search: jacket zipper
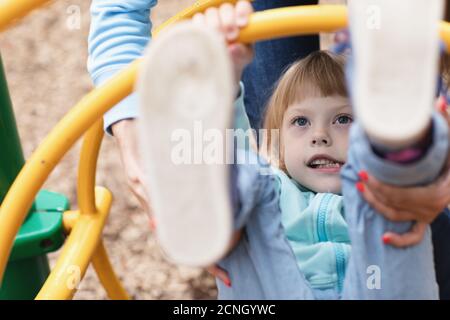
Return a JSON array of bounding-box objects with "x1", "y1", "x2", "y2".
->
[
  {"x1": 334, "y1": 243, "x2": 346, "y2": 292},
  {"x1": 317, "y1": 194, "x2": 346, "y2": 292},
  {"x1": 317, "y1": 194, "x2": 332, "y2": 242}
]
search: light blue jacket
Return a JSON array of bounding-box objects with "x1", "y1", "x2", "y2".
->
[
  {"x1": 88, "y1": 0, "x2": 157, "y2": 134},
  {"x1": 274, "y1": 169, "x2": 351, "y2": 292}
]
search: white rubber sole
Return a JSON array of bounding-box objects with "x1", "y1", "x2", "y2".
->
[
  {"x1": 349, "y1": 0, "x2": 444, "y2": 147},
  {"x1": 136, "y1": 22, "x2": 234, "y2": 267}
]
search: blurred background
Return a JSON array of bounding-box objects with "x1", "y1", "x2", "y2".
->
[{"x1": 0, "y1": 0, "x2": 343, "y2": 299}]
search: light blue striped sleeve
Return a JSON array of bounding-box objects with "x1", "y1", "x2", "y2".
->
[{"x1": 87, "y1": 0, "x2": 158, "y2": 134}]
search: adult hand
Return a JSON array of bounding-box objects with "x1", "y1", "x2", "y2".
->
[
  {"x1": 111, "y1": 119, "x2": 155, "y2": 229},
  {"x1": 356, "y1": 96, "x2": 450, "y2": 247}
]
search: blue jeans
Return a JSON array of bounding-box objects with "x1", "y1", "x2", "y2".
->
[
  {"x1": 218, "y1": 113, "x2": 448, "y2": 299},
  {"x1": 432, "y1": 209, "x2": 450, "y2": 299},
  {"x1": 242, "y1": 0, "x2": 320, "y2": 130}
]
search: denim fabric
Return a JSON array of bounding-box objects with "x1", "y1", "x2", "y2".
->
[
  {"x1": 218, "y1": 150, "x2": 315, "y2": 300},
  {"x1": 340, "y1": 113, "x2": 448, "y2": 299}
]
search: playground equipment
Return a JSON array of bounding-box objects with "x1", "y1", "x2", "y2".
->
[{"x1": 0, "y1": 0, "x2": 449, "y2": 300}]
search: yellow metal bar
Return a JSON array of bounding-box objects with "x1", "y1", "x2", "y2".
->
[
  {"x1": 76, "y1": 117, "x2": 130, "y2": 300},
  {"x1": 156, "y1": 3, "x2": 348, "y2": 41},
  {"x1": 154, "y1": 0, "x2": 254, "y2": 36},
  {"x1": 239, "y1": 5, "x2": 347, "y2": 42},
  {"x1": 36, "y1": 187, "x2": 112, "y2": 300},
  {"x1": 62, "y1": 210, "x2": 79, "y2": 233},
  {"x1": 62, "y1": 210, "x2": 129, "y2": 300},
  {"x1": 0, "y1": 0, "x2": 53, "y2": 32},
  {"x1": 78, "y1": 120, "x2": 104, "y2": 215},
  {"x1": 91, "y1": 240, "x2": 130, "y2": 300}
]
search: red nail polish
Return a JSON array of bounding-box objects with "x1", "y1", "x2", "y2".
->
[
  {"x1": 356, "y1": 182, "x2": 365, "y2": 193},
  {"x1": 358, "y1": 170, "x2": 369, "y2": 182},
  {"x1": 438, "y1": 96, "x2": 447, "y2": 112},
  {"x1": 382, "y1": 234, "x2": 391, "y2": 244},
  {"x1": 224, "y1": 279, "x2": 232, "y2": 288}
]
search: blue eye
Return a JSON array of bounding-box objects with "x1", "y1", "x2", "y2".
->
[
  {"x1": 293, "y1": 117, "x2": 309, "y2": 127},
  {"x1": 335, "y1": 115, "x2": 353, "y2": 125}
]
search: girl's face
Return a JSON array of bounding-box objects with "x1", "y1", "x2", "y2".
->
[{"x1": 281, "y1": 95, "x2": 353, "y2": 194}]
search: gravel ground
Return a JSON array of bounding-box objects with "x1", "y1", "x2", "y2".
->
[{"x1": 0, "y1": 0, "x2": 343, "y2": 300}]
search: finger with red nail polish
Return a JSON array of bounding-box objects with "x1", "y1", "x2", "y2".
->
[
  {"x1": 224, "y1": 279, "x2": 232, "y2": 287},
  {"x1": 358, "y1": 170, "x2": 369, "y2": 182},
  {"x1": 206, "y1": 265, "x2": 231, "y2": 287},
  {"x1": 356, "y1": 182, "x2": 365, "y2": 193}
]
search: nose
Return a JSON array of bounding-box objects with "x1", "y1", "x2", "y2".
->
[{"x1": 310, "y1": 131, "x2": 331, "y2": 147}]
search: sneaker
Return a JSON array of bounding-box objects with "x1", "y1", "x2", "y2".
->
[
  {"x1": 136, "y1": 22, "x2": 234, "y2": 267},
  {"x1": 348, "y1": 0, "x2": 444, "y2": 148}
]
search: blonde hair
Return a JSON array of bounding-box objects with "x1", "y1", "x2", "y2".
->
[{"x1": 261, "y1": 50, "x2": 348, "y2": 171}]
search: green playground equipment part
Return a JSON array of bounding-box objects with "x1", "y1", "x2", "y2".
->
[{"x1": 0, "y1": 53, "x2": 70, "y2": 300}]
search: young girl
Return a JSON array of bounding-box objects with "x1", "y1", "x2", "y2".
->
[{"x1": 137, "y1": 0, "x2": 449, "y2": 299}]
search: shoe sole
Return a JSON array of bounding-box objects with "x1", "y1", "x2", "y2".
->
[
  {"x1": 137, "y1": 22, "x2": 234, "y2": 267},
  {"x1": 349, "y1": 0, "x2": 444, "y2": 147}
]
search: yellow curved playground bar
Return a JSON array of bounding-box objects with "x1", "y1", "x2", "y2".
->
[
  {"x1": 34, "y1": 118, "x2": 129, "y2": 300},
  {"x1": 36, "y1": 187, "x2": 116, "y2": 300},
  {"x1": 1, "y1": 0, "x2": 450, "y2": 299}
]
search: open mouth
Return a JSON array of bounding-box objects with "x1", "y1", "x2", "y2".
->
[{"x1": 307, "y1": 155, "x2": 344, "y2": 170}]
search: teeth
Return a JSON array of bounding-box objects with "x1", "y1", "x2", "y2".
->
[
  {"x1": 316, "y1": 163, "x2": 340, "y2": 168},
  {"x1": 309, "y1": 158, "x2": 342, "y2": 169},
  {"x1": 310, "y1": 159, "x2": 335, "y2": 165}
]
